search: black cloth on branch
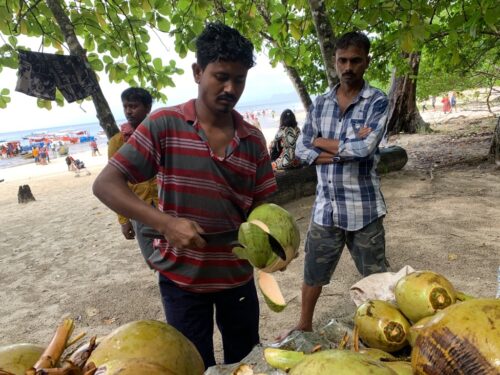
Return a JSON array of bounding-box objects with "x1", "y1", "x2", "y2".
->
[{"x1": 15, "y1": 50, "x2": 99, "y2": 103}]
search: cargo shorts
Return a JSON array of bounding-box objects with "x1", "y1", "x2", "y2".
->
[{"x1": 304, "y1": 217, "x2": 387, "y2": 286}]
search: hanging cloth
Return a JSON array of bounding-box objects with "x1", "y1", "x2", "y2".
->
[{"x1": 15, "y1": 50, "x2": 99, "y2": 103}]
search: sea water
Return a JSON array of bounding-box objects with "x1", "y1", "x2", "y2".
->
[{"x1": 0, "y1": 99, "x2": 304, "y2": 170}]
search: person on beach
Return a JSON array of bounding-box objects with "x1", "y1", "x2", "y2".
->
[
  {"x1": 277, "y1": 31, "x2": 388, "y2": 341},
  {"x1": 93, "y1": 23, "x2": 277, "y2": 369},
  {"x1": 107, "y1": 87, "x2": 157, "y2": 268},
  {"x1": 90, "y1": 139, "x2": 101, "y2": 156},
  {"x1": 269, "y1": 108, "x2": 302, "y2": 170},
  {"x1": 442, "y1": 95, "x2": 451, "y2": 114},
  {"x1": 65, "y1": 155, "x2": 90, "y2": 176},
  {"x1": 32, "y1": 146, "x2": 39, "y2": 164}
]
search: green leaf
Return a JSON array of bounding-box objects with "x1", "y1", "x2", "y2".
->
[
  {"x1": 157, "y1": 15, "x2": 170, "y2": 32},
  {"x1": 153, "y1": 57, "x2": 163, "y2": 70},
  {"x1": 1, "y1": 88, "x2": 9, "y2": 95},
  {"x1": 400, "y1": 31, "x2": 414, "y2": 53}
]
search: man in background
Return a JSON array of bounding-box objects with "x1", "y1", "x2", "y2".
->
[
  {"x1": 278, "y1": 31, "x2": 389, "y2": 340},
  {"x1": 107, "y1": 87, "x2": 157, "y2": 267}
]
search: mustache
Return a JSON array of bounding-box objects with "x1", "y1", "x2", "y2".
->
[{"x1": 217, "y1": 94, "x2": 237, "y2": 102}]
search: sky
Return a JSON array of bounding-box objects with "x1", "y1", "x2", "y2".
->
[{"x1": 0, "y1": 38, "x2": 298, "y2": 134}]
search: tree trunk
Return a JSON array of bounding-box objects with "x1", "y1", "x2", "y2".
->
[
  {"x1": 386, "y1": 52, "x2": 429, "y2": 135},
  {"x1": 46, "y1": 0, "x2": 119, "y2": 139},
  {"x1": 308, "y1": 0, "x2": 338, "y2": 89},
  {"x1": 256, "y1": 3, "x2": 313, "y2": 111},
  {"x1": 284, "y1": 65, "x2": 313, "y2": 110},
  {"x1": 490, "y1": 117, "x2": 500, "y2": 166}
]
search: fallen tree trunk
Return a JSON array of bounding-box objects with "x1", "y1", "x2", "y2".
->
[{"x1": 270, "y1": 146, "x2": 408, "y2": 205}]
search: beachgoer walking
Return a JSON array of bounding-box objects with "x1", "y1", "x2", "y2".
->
[
  {"x1": 450, "y1": 91, "x2": 457, "y2": 112},
  {"x1": 442, "y1": 96, "x2": 451, "y2": 114},
  {"x1": 93, "y1": 23, "x2": 277, "y2": 369},
  {"x1": 278, "y1": 31, "x2": 389, "y2": 341},
  {"x1": 107, "y1": 87, "x2": 158, "y2": 268},
  {"x1": 90, "y1": 139, "x2": 101, "y2": 156}
]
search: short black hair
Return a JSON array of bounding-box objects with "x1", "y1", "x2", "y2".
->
[
  {"x1": 280, "y1": 109, "x2": 298, "y2": 129},
  {"x1": 195, "y1": 22, "x2": 255, "y2": 70},
  {"x1": 121, "y1": 87, "x2": 153, "y2": 107},
  {"x1": 335, "y1": 31, "x2": 371, "y2": 55}
]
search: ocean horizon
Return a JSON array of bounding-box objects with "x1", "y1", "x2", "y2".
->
[{"x1": 0, "y1": 99, "x2": 304, "y2": 143}]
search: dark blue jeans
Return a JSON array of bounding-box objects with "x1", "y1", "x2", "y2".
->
[{"x1": 159, "y1": 275, "x2": 260, "y2": 369}]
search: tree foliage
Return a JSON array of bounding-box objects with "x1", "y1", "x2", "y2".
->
[
  {"x1": 0, "y1": 0, "x2": 498, "y2": 138},
  {"x1": 0, "y1": 0, "x2": 184, "y2": 110}
]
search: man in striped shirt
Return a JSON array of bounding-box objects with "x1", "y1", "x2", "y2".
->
[
  {"x1": 278, "y1": 31, "x2": 388, "y2": 340},
  {"x1": 93, "y1": 23, "x2": 277, "y2": 368}
]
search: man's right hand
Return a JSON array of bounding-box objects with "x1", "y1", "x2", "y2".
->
[
  {"x1": 157, "y1": 217, "x2": 206, "y2": 250},
  {"x1": 121, "y1": 221, "x2": 135, "y2": 240}
]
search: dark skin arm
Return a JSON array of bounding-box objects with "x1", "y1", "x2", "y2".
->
[
  {"x1": 93, "y1": 164, "x2": 206, "y2": 249},
  {"x1": 312, "y1": 126, "x2": 372, "y2": 164}
]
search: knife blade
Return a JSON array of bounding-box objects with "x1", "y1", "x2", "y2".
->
[{"x1": 142, "y1": 228, "x2": 286, "y2": 260}]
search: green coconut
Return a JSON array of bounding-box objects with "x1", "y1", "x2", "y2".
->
[
  {"x1": 87, "y1": 320, "x2": 204, "y2": 375},
  {"x1": 384, "y1": 361, "x2": 413, "y2": 375},
  {"x1": 358, "y1": 348, "x2": 396, "y2": 361},
  {"x1": 289, "y1": 349, "x2": 397, "y2": 374},
  {"x1": 95, "y1": 359, "x2": 176, "y2": 374},
  {"x1": 411, "y1": 298, "x2": 500, "y2": 374},
  {"x1": 233, "y1": 222, "x2": 275, "y2": 269},
  {"x1": 233, "y1": 203, "x2": 300, "y2": 273},
  {"x1": 0, "y1": 343, "x2": 45, "y2": 375},
  {"x1": 263, "y1": 347, "x2": 305, "y2": 371},
  {"x1": 407, "y1": 315, "x2": 434, "y2": 347},
  {"x1": 395, "y1": 271, "x2": 456, "y2": 323},
  {"x1": 355, "y1": 300, "x2": 411, "y2": 353}
]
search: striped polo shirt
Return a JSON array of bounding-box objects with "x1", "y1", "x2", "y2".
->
[{"x1": 110, "y1": 99, "x2": 277, "y2": 292}]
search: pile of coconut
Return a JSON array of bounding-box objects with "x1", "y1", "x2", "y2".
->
[
  {"x1": 1, "y1": 204, "x2": 499, "y2": 374},
  {"x1": 261, "y1": 271, "x2": 499, "y2": 375}
]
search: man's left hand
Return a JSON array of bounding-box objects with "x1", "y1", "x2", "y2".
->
[{"x1": 357, "y1": 126, "x2": 372, "y2": 139}]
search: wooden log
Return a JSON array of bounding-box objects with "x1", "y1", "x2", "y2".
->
[
  {"x1": 269, "y1": 146, "x2": 408, "y2": 205},
  {"x1": 17, "y1": 184, "x2": 36, "y2": 204},
  {"x1": 378, "y1": 145, "x2": 408, "y2": 174}
]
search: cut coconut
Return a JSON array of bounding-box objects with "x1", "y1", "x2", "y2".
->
[
  {"x1": 249, "y1": 219, "x2": 270, "y2": 233},
  {"x1": 233, "y1": 204, "x2": 300, "y2": 273},
  {"x1": 395, "y1": 270, "x2": 456, "y2": 323},
  {"x1": 354, "y1": 300, "x2": 410, "y2": 352},
  {"x1": 257, "y1": 271, "x2": 286, "y2": 312},
  {"x1": 264, "y1": 348, "x2": 305, "y2": 371}
]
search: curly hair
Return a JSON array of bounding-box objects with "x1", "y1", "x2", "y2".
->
[
  {"x1": 196, "y1": 22, "x2": 255, "y2": 69},
  {"x1": 335, "y1": 31, "x2": 371, "y2": 55},
  {"x1": 121, "y1": 87, "x2": 153, "y2": 107}
]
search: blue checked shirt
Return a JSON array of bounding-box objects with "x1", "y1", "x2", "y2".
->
[{"x1": 296, "y1": 82, "x2": 388, "y2": 231}]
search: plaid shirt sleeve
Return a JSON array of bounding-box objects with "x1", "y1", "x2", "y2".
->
[
  {"x1": 338, "y1": 93, "x2": 388, "y2": 161},
  {"x1": 296, "y1": 102, "x2": 322, "y2": 165}
]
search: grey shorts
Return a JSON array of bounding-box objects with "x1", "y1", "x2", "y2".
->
[{"x1": 304, "y1": 217, "x2": 387, "y2": 286}]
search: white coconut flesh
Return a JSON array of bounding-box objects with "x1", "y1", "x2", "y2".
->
[{"x1": 258, "y1": 271, "x2": 286, "y2": 306}]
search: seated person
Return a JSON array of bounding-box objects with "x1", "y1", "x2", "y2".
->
[
  {"x1": 269, "y1": 109, "x2": 302, "y2": 170},
  {"x1": 65, "y1": 155, "x2": 91, "y2": 176}
]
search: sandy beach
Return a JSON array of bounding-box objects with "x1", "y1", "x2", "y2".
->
[{"x1": 0, "y1": 103, "x2": 499, "y2": 366}]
